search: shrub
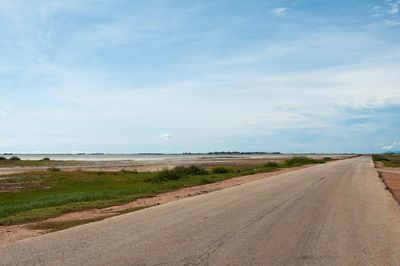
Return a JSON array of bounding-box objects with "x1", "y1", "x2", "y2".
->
[
  {"x1": 119, "y1": 169, "x2": 138, "y2": 174},
  {"x1": 0, "y1": 156, "x2": 7, "y2": 161},
  {"x1": 372, "y1": 154, "x2": 389, "y2": 162},
  {"x1": 41, "y1": 157, "x2": 51, "y2": 161},
  {"x1": 372, "y1": 154, "x2": 400, "y2": 167},
  {"x1": 212, "y1": 166, "x2": 231, "y2": 174},
  {"x1": 156, "y1": 165, "x2": 207, "y2": 181},
  {"x1": 201, "y1": 177, "x2": 214, "y2": 184},
  {"x1": 323, "y1": 157, "x2": 332, "y2": 161},
  {"x1": 186, "y1": 165, "x2": 208, "y2": 175},
  {"x1": 263, "y1": 162, "x2": 279, "y2": 168},
  {"x1": 8, "y1": 156, "x2": 21, "y2": 161},
  {"x1": 47, "y1": 167, "x2": 61, "y2": 172},
  {"x1": 283, "y1": 156, "x2": 322, "y2": 167}
]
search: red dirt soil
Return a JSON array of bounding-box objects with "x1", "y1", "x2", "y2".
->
[
  {"x1": 379, "y1": 171, "x2": 400, "y2": 203},
  {"x1": 375, "y1": 162, "x2": 400, "y2": 204}
]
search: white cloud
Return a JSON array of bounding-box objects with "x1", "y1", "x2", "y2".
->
[
  {"x1": 371, "y1": 1, "x2": 400, "y2": 26},
  {"x1": 380, "y1": 141, "x2": 400, "y2": 150},
  {"x1": 270, "y1": 7, "x2": 288, "y2": 16},
  {"x1": 160, "y1": 133, "x2": 173, "y2": 140},
  {"x1": 388, "y1": 2, "x2": 400, "y2": 14},
  {"x1": 384, "y1": 19, "x2": 400, "y2": 26},
  {"x1": 382, "y1": 145, "x2": 394, "y2": 150}
]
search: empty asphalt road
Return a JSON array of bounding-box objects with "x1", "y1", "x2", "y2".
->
[{"x1": 1, "y1": 156, "x2": 400, "y2": 265}]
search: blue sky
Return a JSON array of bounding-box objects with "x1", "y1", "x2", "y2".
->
[{"x1": 0, "y1": 0, "x2": 399, "y2": 153}]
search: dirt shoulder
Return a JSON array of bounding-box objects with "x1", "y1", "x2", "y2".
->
[
  {"x1": 375, "y1": 161, "x2": 400, "y2": 204},
  {"x1": 0, "y1": 163, "x2": 316, "y2": 246}
]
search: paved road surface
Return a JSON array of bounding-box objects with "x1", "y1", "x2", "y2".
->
[{"x1": 1, "y1": 156, "x2": 400, "y2": 265}]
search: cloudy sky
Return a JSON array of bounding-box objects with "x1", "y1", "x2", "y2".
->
[{"x1": 0, "y1": 0, "x2": 399, "y2": 153}]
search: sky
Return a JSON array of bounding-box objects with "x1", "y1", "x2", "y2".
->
[{"x1": 0, "y1": 0, "x2": 399, "y2": 154}]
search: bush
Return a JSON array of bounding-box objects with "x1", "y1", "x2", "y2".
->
[
  {"x1": 8, "y1": 156, "x2": 21, "y2": 161},
  {"x1": 156, "y1": 165, "x2": 207, "y2": 181},
  {"x1": 47, "y1": 167, "x2": 61, "y2": 172},
  {"x1": 372, "y1": 154, "x2": 389, "y2": 162},
  {"x1": 263, "y1": 162, "x2": 279, "y2": 168},
  {"x1": 283, "y1": 156, "x2": 322, "y2": 167},
  {"x1": 186, "y1": 165, "x2": 208, "y2": 175},
  {"x1": 0, "y1": 156, "x2": 7, "y2": 161},
  {"x1": 41, "y1": 157, "x2": 51, "y2": 161},
  {"x1": 323, "y1": 157, "x2": 332, "y2": 161},
  {"x1": 373, "y1": 154, "x2": 400, "y2": 167},
  {"x1": 212, "y1": 166, "x2": 231, "y2": 174},
  {"x1": 119, "y1": 169, "x2": 138, "y2": 174},
  {"x1": 201, "y1": 177, "x2": 214, "y2": 184}
]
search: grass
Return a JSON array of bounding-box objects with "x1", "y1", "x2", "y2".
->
[
  {"x1": 155, "y1": 165, "x2": 207, "y2": 181},
  {"x1": 280, "y1": 156, "x2": 331, "y2": 167},
  {"x1": 373, "y1": 154, "x2": 400, "y2": 167},
  {"x1": 0, "y1": 156, "x2": 333, "y2": 226}
]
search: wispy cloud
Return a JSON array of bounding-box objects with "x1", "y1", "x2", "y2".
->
[
  {"x1": 160, "y1": 133, "x2": 173, "y2": 140},
  {"x1": 379, "y1": 141, "x2": 400, "y2": 150},
  {"x1": 388, "y1": 1, "x2": 400, "y2": 14},
  {"x1": 372, "y1": 1, "x2": 400, "y2": 26},
  {"x1": 270, "y1": 7, "x2": 288, "y2": 16},
  {"x1": 384, "y1": 19, "x2": 400, "y2": 26}
]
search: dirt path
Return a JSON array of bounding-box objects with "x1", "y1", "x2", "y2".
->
[{"x1": 0, "y1": 164, "x2": 315, "y2": 246}]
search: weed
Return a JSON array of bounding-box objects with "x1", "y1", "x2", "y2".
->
[
  {"x1": 212, "y1": 166, "x2": 232, "y2": 174},
  {"x1": 263, "y1": 162, "x2": 279, "y2": 168},
  {"x1": 155, "y1": 165, "x2": 207, "y2": 181},
  {"x1": 119, "y1": 169, "x2": 138, "y2": 174},
  {"x1": 282, "y1": 156, "x2": 322, "y2": 167},
  {"x1": 373, "y1": 154, "x2": 400, "y2": 167}
]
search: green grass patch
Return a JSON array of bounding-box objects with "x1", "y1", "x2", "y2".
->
[
  {"x1": 155, "y1": 165, "x2": 207, "y2": 181},
  {"x1": 0, "y1": 157, "x2": 332, "y2": 225},
  {"x1": 211, "y1": 166, "x2": 233, "y2": 174},
  {"x1": 373, "y1": 154, "x2": 400, "y2": 167},
  {"x1": 281, "y1": 156, "x2": 327, "y2": 167}
]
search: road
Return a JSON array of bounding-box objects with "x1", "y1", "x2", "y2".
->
[{"x1": 1, "y1": 156, "x2": 400, "y2": 265}]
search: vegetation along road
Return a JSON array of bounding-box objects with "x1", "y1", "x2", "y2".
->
[{"x1": 1, "y1": 156, "x2": 400, "y2": 265}]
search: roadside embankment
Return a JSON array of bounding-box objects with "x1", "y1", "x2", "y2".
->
[{"x1": 373, "y1": 154, "x2": 400, "y2": 204}]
